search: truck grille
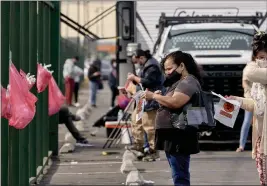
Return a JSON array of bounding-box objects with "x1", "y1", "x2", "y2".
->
[{"x1": 201, "y1": 64, "x2": 245, "y2": 99}]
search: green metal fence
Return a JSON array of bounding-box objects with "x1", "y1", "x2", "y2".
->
[{"x1": 1, "y1": 1, "x2": 60, "y2": 186}]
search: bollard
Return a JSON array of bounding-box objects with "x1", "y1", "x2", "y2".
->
[
  {"x1": 74, "y1": 121, "x2": 86, "y2": 132},
  {"x1": 123, "y1": 150, "x2": 138, "y2": 162},
  {"x1": 120, "y1": 159, "x2": 137, "y2": 174},
  {"x1": 125, "y1": 171, "x2": 145, "y2": 185},
  {"x1": 59, "y1": 143, "x2": 75, "y2": 153}
]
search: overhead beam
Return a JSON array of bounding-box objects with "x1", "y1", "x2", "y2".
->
[{"x1": 60, "y1": 13, "x2": 100, "y2": 40}]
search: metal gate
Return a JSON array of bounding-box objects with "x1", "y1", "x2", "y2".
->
[{"x1": 1, "y1": 1, "x2": 60, "y2": 186}]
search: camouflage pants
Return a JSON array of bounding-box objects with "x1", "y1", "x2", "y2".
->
[{"x1": 131, "y1": 108, "x2": 157, "y2": 150}]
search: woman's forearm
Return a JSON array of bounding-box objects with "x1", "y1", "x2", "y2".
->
[
  {"x1": 153, "y1": 94, "x2": 176, "y2": 109},
  {"x1": 235, "y1": 96, "x2": 255, "y2": 112}
]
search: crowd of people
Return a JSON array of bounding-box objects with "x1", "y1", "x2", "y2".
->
[{"x1": 60, "y1": 31, "x2": 267, "y2": 186}]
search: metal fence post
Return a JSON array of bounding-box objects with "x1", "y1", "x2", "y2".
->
[
  {"x1": 29, "y1": 1, "x2": 37, "y2": 179},
  {"x1": 19, "y1": 2, "x2": 30, "y2": 185},
  {"x1": 37, "y1": 1, "x2": 44, "y2": 166},
  {"x1": 42, "y1": 4, "x2": 49, "y2": 159},
  {"x1": 49, "y1": 1, "x2": 60, "y2": 156},
  {"x1": 1, "y1": 2, "x2": 10, "y2": 186},
  {"x1": 9, "y1": 2, "x2": 21, "y2": 186}
]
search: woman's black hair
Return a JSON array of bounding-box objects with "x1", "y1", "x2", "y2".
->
[
  {"x1": 135, "y1": 49, "x2": 152, "y2": 59},
  {"x1": 74, "y1": 56, "x2": 79, "y2": 61},
  {"x1": 252, "y1": 31, "x2": 267, "y2": 57},
  {"x1": 160, "y1": 50, "x2": 203, "y2": 84},
  {"x1": 110, "y1": 58, "x2": 116, "y2": 65}
]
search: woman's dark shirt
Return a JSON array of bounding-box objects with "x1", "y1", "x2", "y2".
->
[
  {"x1": 88, "y1": 65, "x2": 101, "y2": 82},
  {"x1": 155, "y1": 75, "x2": 200, "y2": 155}
]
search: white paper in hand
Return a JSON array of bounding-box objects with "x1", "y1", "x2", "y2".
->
[
  {"x1": 136, "y1": 98, "x2": 145, "y2": 122},
  {"x1": 211, "y1": 92, "x2": 241, "y2": 128}
]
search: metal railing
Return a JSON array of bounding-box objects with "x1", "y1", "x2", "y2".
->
[{"x1": 1, "y1": 1, "x2": 60, "y2": 186}]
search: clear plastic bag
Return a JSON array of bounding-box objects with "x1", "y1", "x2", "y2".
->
[
  {"x1": 8, "y1": 63, "x2": 37, "y2": 129},
  {"x1": 48, "y1": 76, "x2": 65, "y2": 116}
]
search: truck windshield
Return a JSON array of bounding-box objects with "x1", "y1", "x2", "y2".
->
[{"x1": 164, "y1": 29, "x2": 254, "y2": 53}]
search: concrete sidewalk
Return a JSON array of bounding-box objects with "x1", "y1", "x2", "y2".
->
[{"x1": 40, "y1": 82, "x2": 260, "y2": 185}]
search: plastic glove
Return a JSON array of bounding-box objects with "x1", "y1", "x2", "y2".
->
[
  {"x1": 41, "y1": 63, "x2": 54, "y2": 74},
  {"x1": 6, "y1": 84, "x2": 10, "y2": 98},
  {"x1": 26, "y1": 73, "x2": 36, "y2": 85}
]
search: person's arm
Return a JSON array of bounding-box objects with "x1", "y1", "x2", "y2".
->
[
  {"x1": 76, "y1": 66, "x2": 84, "y2": 75},
  {"x1": 245, "y1": 62, "x2": 267, "y2": 84},
  {"x1": 153, "y1": 92, "x2": 190, "y2": 109},
  {"x1": 153, "y1": 77, "x2": 196, "y2": 109},
  {"x1": 63, "y1": 60, "x2": 72, "y2": 78},
  {"x1": 234, "y1": 96, "x2": 255, "y2": 112},
  {"x1": 139, "y1": 66, "x2": 160, "y2": 88}
]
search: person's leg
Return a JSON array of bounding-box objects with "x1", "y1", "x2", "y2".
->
[
  {"x1": 255, "y1": 138, "x2": 267, "y2": 185},
  {"x1": 68, "y1": 78, "x2": 75, "y2": 105},
  {"x1": 65, "y1": 117, "x2": 86, "y2": 141},
  {"x1": 92, "y1": 81, "x2": 98, "y2": 106},
  {"x1": 59, "y1": 107, "x2": 86, "y2": 142},
  {"x1": 237, "y1": 111, "x2": 253, "y2": 151},
  {"x1": 111, "y1": 87, "x2": 117, "y2": 108},
  {"x1": 90, "y1": 81, "x2": 97, "y2": 106},
  {"x1": 143, "y1": 132, "x2": 150, "y2": 152},
  {"x1": 142, "y1": 110, "x2": 156, "y2": 150},
  {"x1": 128, "y1": 108, "x2": 145, "y2": 153},
  {"x1": 142, "y1": 110, "x2": 158, "y2": 161},
  {"x1": 165, "y1": 152, "x2": 190, "y2": 186},
  {"x1": 65, "y1": 78, "x2": 71, "y2": 105},
  {"x1": 74, "y1": 82, "x2": 79, "y2": 104}
]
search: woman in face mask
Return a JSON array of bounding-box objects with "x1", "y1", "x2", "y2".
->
[
  {"x1": 143, "y1": 51, "x2": 203, "y2": 186},
  {"x1": 108, "y1": 59, "x2": 119, "y2": 109},
  {"x1": 226, "y1": 32, "x2": 267, "y2": 185}
]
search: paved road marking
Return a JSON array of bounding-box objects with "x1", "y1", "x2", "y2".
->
[
  {"x1": 57, "y1": 160, "x2": 254, "y2": 166},
  {"x1": 55, "y1": 169, "x2": 256, "y2": 175},
  {"x1": 57, "y1": 161, "x2": 122, "y2": 166}
]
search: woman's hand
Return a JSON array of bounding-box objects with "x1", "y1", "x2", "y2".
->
[
  {"x1": 93, "y1": 71, "x2": 100, "y2": 76},
  {"x1": 127, "y1": 73, "x2": 136, "y2": 81},
  {"x1": 142, "y1": 89, "x2": 162, "y2": 101},
  {"x1": 141, "y1": 90, "x2": 154, "y2": 101},
  {"x1": 154, "y1": 90, "x2": 162, "y2": 95}
]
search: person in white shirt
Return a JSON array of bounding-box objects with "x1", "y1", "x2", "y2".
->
[
  {"x1": 63, "y1": 56, "x2": 79, "y2": 106},
  {"x1": 73, "y1": 65, "x2": 84, "y2": 107}
]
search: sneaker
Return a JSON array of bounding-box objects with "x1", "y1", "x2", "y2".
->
[
  {"x1": 236, "y1": 147, "x2": 244, "y2": 152},
  {"x1": 92, "y1": 104, "x2": 97, "y2": 108},
  {"x1": 142, "y1": 150, "x2": 160, "y2": 162},
  {"x1": 76, "y1": 139, "x2": 94, "y2": 147},
  {"x1": 126, "y1": 144, "x2": 145, "y2": 159},
  {"x1": 74, "y1": 102, "x2": 80, "y2": 107}
]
